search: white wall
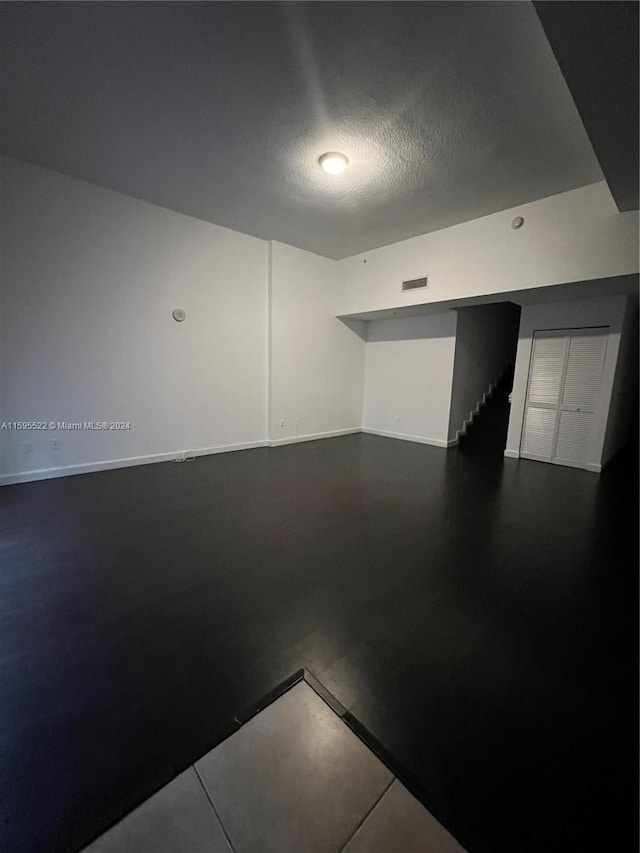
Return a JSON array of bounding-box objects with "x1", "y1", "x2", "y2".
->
[
  {"x1": 448, "y1": 302, "x2": 520, "y2": 440},
  {"x1": 362, "y1": 313, "x2": 458, "y2": 447},
  {"x1": 601, "y1": 297, "x2": 639, "y2": 466},
  {"x1": 2, "y1": 157, "x2": 635, "y2": 484},
  {"x1": 0, "y1": 157, "x2": 269, "y2": 483},
  {"x1": 269, "y1": 241, "x2": 365, "y2": 444},
  {"x1": 505, "y1": 294, "x2": 628, "y2": 471},
  {"x1": 337, "y1": 182, "x2": 639, "y2": 316}
]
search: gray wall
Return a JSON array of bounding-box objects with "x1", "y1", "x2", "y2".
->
[
  {"x1": 448, "y1": 303, "x2": 520, "y2": 440},
  {"x1": 602, "y1": 297, "x2": 639, "y2": 466}
]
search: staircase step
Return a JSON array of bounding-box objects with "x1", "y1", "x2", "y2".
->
[{"x1": 458, "y1": 369, "x2": 514, "y2": 454}]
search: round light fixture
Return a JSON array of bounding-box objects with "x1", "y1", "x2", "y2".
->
[{"x1": 319, "y1": 152, "x2": 348, "y2": 175}]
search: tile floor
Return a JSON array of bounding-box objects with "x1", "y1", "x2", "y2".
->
[{"x1": 82, "y1": 680, "x2": 466, "y2": 853}]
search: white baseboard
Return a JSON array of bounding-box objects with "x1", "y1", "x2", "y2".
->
[
  {"x1": 0, "y1": 439, "x2": 269, "y2": 486},
  {"x1": 505, "y1": 451, "x2": 601, "y2": 473},
  {"x1": 3, "y1": 422, "x2": 523, "y2": 487},
  {"x1": 269, "y1": 428, "x2": 361, "y2": 447},
  {"x1": 361, "y1": 427, "x2": 451, "y2": 448}
]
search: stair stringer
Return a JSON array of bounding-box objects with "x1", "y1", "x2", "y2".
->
[{"x1": 450, "y1": 365, "x2": 513, "y2": 446}]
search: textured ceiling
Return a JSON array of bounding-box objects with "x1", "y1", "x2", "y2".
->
[{"x1": 0, "y1": 2, "x2": 603, "y2": 259}]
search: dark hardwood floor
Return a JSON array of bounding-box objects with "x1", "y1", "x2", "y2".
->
[{"x1": 1, "y1": 434, "x2": 638, "y2": 853}]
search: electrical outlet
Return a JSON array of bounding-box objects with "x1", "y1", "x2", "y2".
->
[
  {"x1": 51, "y1": 439, "x2": 60, "y2": 451},
  {"x1": 295, "y1": 418, "x2": 300, "y2": 436},
  {"x1": 279, "y1": 419, "x2": 285, "y2": 428}
]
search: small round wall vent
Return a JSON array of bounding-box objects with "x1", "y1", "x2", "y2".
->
[
  {"x1": 172, "y1": 308, "x2": 186, "y2": 322},
  {"x1": 511, "y1": 216, "x2": 525, "y2": 230}
]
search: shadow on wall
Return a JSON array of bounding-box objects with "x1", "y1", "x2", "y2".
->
[
  {"x1": 448, "y1": 302, "x2": 521, "y2": 442},
  {"x1": 338, "y1": 317, "x2": 368, "y2": 340},
  {"x1": 364, "y1": 312, "x2": 457, "y2": 343}
]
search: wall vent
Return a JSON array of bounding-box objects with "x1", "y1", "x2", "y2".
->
[{"x1": 401, "y1": 276, "x2": 428, "y2": 291}]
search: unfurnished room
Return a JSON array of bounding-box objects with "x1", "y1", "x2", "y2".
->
[{"x1": 1, "y1": 2, "x2": 638, "y2": 852}]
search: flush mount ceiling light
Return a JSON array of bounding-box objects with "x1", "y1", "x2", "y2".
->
[{"x1": 319, "y1": 152, "x2": 348, "y2": 175}]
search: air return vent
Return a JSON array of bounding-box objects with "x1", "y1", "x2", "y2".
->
[{"x1": 401, "y1": 276, "x2": 428, "y2": 291}]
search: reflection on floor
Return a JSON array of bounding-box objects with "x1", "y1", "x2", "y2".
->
[
  {"x1": 82, "y1": 680, "x2": 465, "y2": 853},
  {"x1": 3, "y1": 434, "x2": 638, "y2": 853}
]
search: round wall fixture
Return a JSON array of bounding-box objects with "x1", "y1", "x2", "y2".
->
[
  {"x1": 511, "y1": 216, "x2": 525, "y2": 229},
  {"x1": 319, "y1": 152, "x2": 348, "y2": 175},
  {"x1": 172, "y1": 308, "x2": 186, "y2": 322}
]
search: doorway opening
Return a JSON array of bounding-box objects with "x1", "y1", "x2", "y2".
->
[{"x1": 448, "y1": 302, "x2": 521, "y2": 455}]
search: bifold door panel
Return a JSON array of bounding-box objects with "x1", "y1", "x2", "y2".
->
[
  {"x1": 521, "y1": 407, "x2": 557, "y2": 459},
  {"x1": 521, "y1": 327, "x2": 608, "y2": 469},
  {"x1": 554, "y1": 409, "x2": 594, "y2": 465}
]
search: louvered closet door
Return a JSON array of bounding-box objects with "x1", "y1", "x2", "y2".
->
[
  {"x1": 520, "y1": 331, "x2": 568, "y2": 461},
  {"x1": 520, "y1": 327, "x2": 608, "y2": 469},
  {"x1": 553, "y1": 329, "x2": 608, "y2": 467}
]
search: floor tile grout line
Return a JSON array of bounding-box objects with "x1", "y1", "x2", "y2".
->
[
  {"x1": 193, "y1": 763, "x2": 237, "y2": 853},
  {"x1": 337, "y1": 776, "x2": 396, "y2": 853}
]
